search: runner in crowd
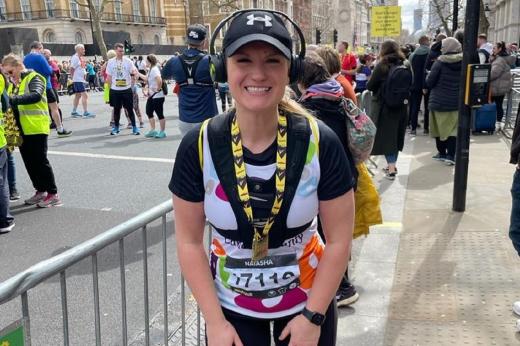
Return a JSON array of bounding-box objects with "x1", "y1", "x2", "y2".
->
[
  {"x1": 23, "y1": 42, "x2": 72, "y2": 137},
  {"x1": 3, "y1": 54, "x2": 62, "y2": 208},
  {"x1": 140, "y1": 54, "x2": 166, "y2": 138},
  {"x1": 171, "y1": 10, "x2": 355, "y2": 345},
  {"x1": 70, "y1": 44, "x2": 94, "y2": 118},
  {"x1": 105, "y1": 42, "x2": 140, "y2": 135},
  {"x1": 162, "y1": 24, "x2": 218, "y2": 136}
]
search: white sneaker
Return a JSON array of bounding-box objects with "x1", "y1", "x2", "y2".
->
[{"x1": 513, "y1": 301, "x2": 520, "y2": 316}]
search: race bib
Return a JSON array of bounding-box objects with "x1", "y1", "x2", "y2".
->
[
  {"x1": 225, "y1": 253, "x2": 300, "y2": 299},
  {"x1": 115, "y1": 79, "x2": 128, "y2": 87}
]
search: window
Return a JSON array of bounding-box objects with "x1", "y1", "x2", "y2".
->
[
  {"x1": 43, "y1": 29, "x2": 57, "y2": 43},
  {"x1": 20, "y1": 0, "x2": 32, "y2": 20},
  {"x1": 114, "y1": 0, "x2": 122, "y2": 21},
  {"x1": 75, "y1": 30, "x2": 84, "y2": 44},
  {"x1": 149, "y1": 0, "x2": 157, "y2": 18},
  {"x1": 219, "y1": 22, "x2": 229, "y2": 39},
  {"x1": 137, "y1": 33, "x2": 144, "y2": 44},
  {"x1": 70, "y1": 0, "x2": 79, "y2": 18},
  {"x1": 154, "y1": 34, "x2": 160, "y2": 45},
  {"x1": 44, "y1": 0, "x2": 55, "y2": 17},
  {"x1": 132, "y1": 0, "x2": 141, "y2": 17},
  {"x1": 0, "y1": 0, "x2": 6, "y2": 21}
]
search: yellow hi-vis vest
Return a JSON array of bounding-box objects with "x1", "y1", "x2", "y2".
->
[
  {"x1": 8, "y1": 71, "x2": 49, "y2": 135},
  {"x1": 0, "y1": 75, "x2": 7, "y2": 148}
]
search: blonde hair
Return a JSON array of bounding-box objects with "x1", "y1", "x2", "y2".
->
[
  {"x1": 315, "y1": 46, "x2": 341, "y2": 75},
  {"x1": 2, "y1": 54, "x2": 23, "y2": 67},
  {"x1": 106, "y1": 50, "x2": 116, "y2": 59}
]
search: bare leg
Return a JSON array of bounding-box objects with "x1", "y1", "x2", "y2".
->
[
  {"x1": 81, "y1": 92, "x2": 88, "y2": 113},
  {"x1": 48, "y1": 102, "x2": 63, "y2": 129}
]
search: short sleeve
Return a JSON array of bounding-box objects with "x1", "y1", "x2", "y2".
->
[
  {"x1": 169, "y1": 125, "x2": 205, "y2": 202},
  {"x1": 71, "y1": 56, "x2": 80, "y2": 69},
  {"x1": 105, "y1": 60, "x2": 113, "y2": 77},
  {"x1": 317, "y1": 121, "x2": 355, "y2": 201}
]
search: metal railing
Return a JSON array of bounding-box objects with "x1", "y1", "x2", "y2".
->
[
  {"x1": 0, "y1": 9, "x2": 166, "y2": 25},
  {"x1": 0, "y1": 200, "x2": 203, "y2": 345},
  {"x1": 502, "y1": 70, "x2": 520, "y2": 139}
]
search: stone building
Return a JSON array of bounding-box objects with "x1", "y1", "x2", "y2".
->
[
  {"x1": 491, "y1": 0, "x2": 519, "y2": 44},
  {"x1": 0, "y1": 0, "x2": 170, "y2": 56}
]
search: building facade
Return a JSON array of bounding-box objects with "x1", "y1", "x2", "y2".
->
[
  {"x1": 0, "y1": 0, "x2": 168, "y2": 56},
  {"x1": 414, "y1": 8, "x2": 423, "y2": 33},
  {"x1": 492, "y1": 0, "x2": 519, "y2": 44}
]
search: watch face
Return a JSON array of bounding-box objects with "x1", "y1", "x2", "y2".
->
[{"x1": 312, "y1": 313, "x2": 325, "y2": 325}]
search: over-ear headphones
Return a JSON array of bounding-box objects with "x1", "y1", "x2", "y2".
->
[{"x1": 209, "y1": 9, "x2": 306, "y2": 84}]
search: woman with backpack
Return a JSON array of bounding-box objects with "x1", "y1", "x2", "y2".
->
[
  {"x1": 170, "y1": 9, "x2": 355, "y2": 345},
  {"x1": 425, "y1": 37, "x2": 463, "y2": 166},
  {"x1": 490, "y1": 41, "x2": 516, "y2": 124},
  {"x1": 367, "y1": 39, "x2": 411, "y2": 180}
]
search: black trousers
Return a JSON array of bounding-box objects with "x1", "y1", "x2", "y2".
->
[
  {"x1": 19, "y1": 134, "x2": 57, "y2": 194},
  {"x1": 110, "y1": 88, "x2": 135, "y2": 127},
  {"x1": 423, "y1": 91, "x2": 430, "y2": 131},
  {"x1": 408, "y1": 89, "x2": 423, "y2": 130},
  {"x1": 491, "y1": 95, "x2": 505, "y2": 122},
  {"x1": 435, "y1": 136, "x2": 456, "y2": 157},
  {"x1": 217, "y1": 302, "x2": 337, "y2": 346}
]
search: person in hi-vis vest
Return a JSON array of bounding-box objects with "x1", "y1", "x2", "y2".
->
[
  {"x1": 3, "y1": 54, "x2": 62, "y2": 208},
  {"x1": 0, "y1": 63, "x2": 14, "y2": 232}
]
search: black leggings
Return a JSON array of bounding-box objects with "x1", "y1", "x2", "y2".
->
[
  {"x1": 491, "y1": 95, "x2": 505, "y2": 122},
  {"x1": 435, "y1": 136, "x2": 456, "y2": 157},
  {"x1": 215, "y1": 302, "x2": 337, "y2": 346},
  {"x1": 110, "y1": 88, "x2": 135, "y2": 127},
  {"x1": 145, "y1": 97, "x2": 165, "y2": 120}
]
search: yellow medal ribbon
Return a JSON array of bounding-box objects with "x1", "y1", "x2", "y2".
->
[{"x1": 231, "y1": 112, "x2": 287, "y2": 260}]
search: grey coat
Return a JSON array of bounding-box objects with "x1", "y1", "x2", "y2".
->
[{"x1": 490, "y1": 55, "x2": 516, "y2": 96}]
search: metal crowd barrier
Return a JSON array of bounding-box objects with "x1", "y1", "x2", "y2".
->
[
  {"x1": 503, "y1": 70, "x2": 520, "y2": 139},
  {"x1": 0, "y1": 200, "x2": 204, "y2": 346}
]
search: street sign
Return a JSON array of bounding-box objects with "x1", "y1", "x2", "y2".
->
[
  {"x1": 0, "y1": 319, "x2": 29, "y2": 346},
  {"x1": 371, "y1": 6, "x2": 401, "y2": 37}
]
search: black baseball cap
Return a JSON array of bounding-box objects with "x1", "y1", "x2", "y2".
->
[
  {"x1": 223, "y1": 10, "x2": 292, "y2": 59},
  {"x1": 186, "y1": 24, "x2": 207, "y2": 45}
]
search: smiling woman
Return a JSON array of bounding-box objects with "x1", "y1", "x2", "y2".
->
[{"x1": 170, "y1": 9, "x2": 356, "y2": 346}]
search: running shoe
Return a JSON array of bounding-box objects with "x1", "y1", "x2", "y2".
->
[
  {"x1": 110, "y1": 126, "x2": 120, "y2": 135},
  {"x1": 384, "y1": 171, "x2": 397, "y2": 180},
  {"x1": 9, "y1": 189, "x2": 20, "y2": 201},
  {"x1": 71, "y1": 111, "x2": 81, "y2": 118},
  {"x1": 155, "y1": 131, "x2": 166, "y2": 139},
  {"x1": 432, "y1": 153, "x2": 447, "y2": 161},
  {"x1": 132, "y1": 126, "x2": 140, "y2": 135},
  {"x1": 83, "y1": 112, "x2": 95, "y2": 118},
  {"x1": 57, "y1": 129, "x2": 72, "y2": 137},
  {"x1": 37, "y1": 193, "x2": 63, "y2": 208},
  {"x1": 444, "y1": 156, "x2": 455, "y2": 166},
  {"x1": 145, "y1": 130, "x2": 158, "y2": 138},
  {"x1": 24, "y1": 191, "x2": 46, "y2": 205},
  {"x1": 336, "y1": 281, "x2": 359, "y2": 307},
  {"x1": 0, "y1": 221, "x2": 15, "y2": 233}
]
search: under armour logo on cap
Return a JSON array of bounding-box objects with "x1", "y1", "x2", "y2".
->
[
  {"x1": 246, "y1": 14, "x2": 272, "y2": 27},
  {"x1": 188, "y1": 31, "x2": 199, "y2": 39}
]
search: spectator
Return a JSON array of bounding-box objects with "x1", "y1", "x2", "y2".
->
[
  {"x1": 70, "y1": 44, "x2": 94, "y2": 117},
  {"x1": 0, "y1": 64, "x2": 14, "y2": 232},
  {"x1": 354, "y1": 54, "x2": 372, "y2": 94},
  {"x1": 315, "y1": 46, "x2": 357, "y2": 104},
  {"x1": 162, "y1": 24, "x2": 218, "y2": 136},
  {"x1": 477, "y1": 33, "x2": 493, "y2": 64},
  {"x1": 490, "y1": 41, "x2": 516, "y2": 124},
  {"x1": 426, "y1": 37, "x2": 463, "y2": 166},
  {"x1": 510, "y1": 101, "x2": 520, "y2": 330},
  {"x1": 3, "y1": 54, "x2": 62, "y2": 207},
  {"x1": 86, "y1": 60, "x2": 96, "y2": 91},
  {"x1": 337, "y1": 41, "x2": 357, "y2": 84},
  {"x1": 367, "y1": 39, "x2": 411, "y2": 180},
  {"x1": 408, "y1": 35, "x2": 430, "y2": 135}
]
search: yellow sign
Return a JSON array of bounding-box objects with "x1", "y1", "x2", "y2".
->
[
  {"x1": 371, "y1": 6, "x2": 401, "y2": 37},
  {"x1": 356, "y1": 46, "x2": 366, "y2": 54}
]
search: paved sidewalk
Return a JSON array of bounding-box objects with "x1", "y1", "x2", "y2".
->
[{"x1": 338, "y1": 132, "x2": 520, "y2": 345}]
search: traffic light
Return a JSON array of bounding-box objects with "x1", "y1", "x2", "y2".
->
[
  {"x1": 316, "y1": 29, "x2": 321, "y2": 44},
  {"x1": 333, "y1": 29, "x2": 338, "y2": 47},
  {"x1": 124, "y1": 40, "x2": 135, "y2": 54}
]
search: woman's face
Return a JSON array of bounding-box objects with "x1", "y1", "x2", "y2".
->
[
  {"x1": 3, "y1": 64, "x2": 23, "y2": 82},
  {"x1": 493, "y1": 44, "x2": 501, "y2": 55},
  {"x1": 226, "y1": 41, "x2": 290, "y2": 115}
]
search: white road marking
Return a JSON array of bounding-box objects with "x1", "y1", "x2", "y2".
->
[{"x1": 48, "y1": 150, "x2": 175, "y2": 163}]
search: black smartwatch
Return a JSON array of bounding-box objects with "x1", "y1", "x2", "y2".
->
[{"x1": 301, "y1": 307, "x2": 326, "y2": 326}]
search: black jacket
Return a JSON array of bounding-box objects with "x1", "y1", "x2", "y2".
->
[
  {"x1": 425, "y1": 41, "x2": 442, "y2": 71},
  {"x1": 512, "y1": 106, "x2": 520, "y2": 165},
  {"x1": 409, "y1": 45, "x2": 429, "y2": 90},
  {"x1": 426, "y1": 53, "x2": 463, "y2": 112},
  {"x1": 9, "y1": 70, "x2": 46, "y2": 107},
  {"x1": 300, "y1": 97, "x2": 358, "y2": 185}
]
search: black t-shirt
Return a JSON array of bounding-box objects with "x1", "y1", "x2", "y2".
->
[{"x1": 169, "y1": 120, "x2": 355, "y2": 216}]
